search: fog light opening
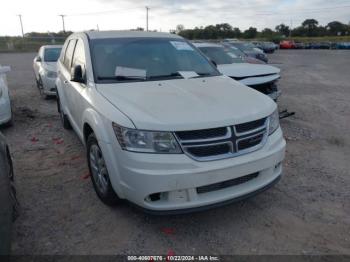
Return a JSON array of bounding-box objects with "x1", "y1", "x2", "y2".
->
[{"x1": 148, "y1": 193, "x2": 161, "y2": 202}]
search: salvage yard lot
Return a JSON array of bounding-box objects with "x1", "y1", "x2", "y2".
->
[{"x1": 1, "y1": 50, "x2": 350, "y2": 255}]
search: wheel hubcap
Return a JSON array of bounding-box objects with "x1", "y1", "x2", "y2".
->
[{"x1": 89, "y1": 144, "x2": 109, "y2": 194}]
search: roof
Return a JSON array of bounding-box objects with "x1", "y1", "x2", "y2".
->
[
  {"x1": 193, "y1": 42, "x2": 223, "y2": 48},
  {"x1": 84, "y1": 30, "x2": 183, "y2": 39}
]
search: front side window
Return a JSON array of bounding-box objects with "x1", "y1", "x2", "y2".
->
[
  {"x1": 90, "y1": 38, "x2": 220, "y2": 83},
  {"x1": 63, "y1": 39, "x2": 77, "y2": 69},
  {"x1": 72, "y1": 40, "x2": 86, "y2": 68},
  {"x1": 199, "y1": 46, "x2": 244, "y2": 65},
  {"x1": 44, "y1": 48, "x2": 62, "y2": 62}
]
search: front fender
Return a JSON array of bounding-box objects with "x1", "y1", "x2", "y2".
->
[{"x1": 81, "y1": 108, "x2": 112, "y2": 145}]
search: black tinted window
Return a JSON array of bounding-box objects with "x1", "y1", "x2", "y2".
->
[
  {"x1": 44, "y1": 48, "x2": 62, "y2": 62},
  {"x1": 90, "y1": 38, "x2": 219, "y2": 82}
]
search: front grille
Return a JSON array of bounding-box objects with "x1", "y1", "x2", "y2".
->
[
  {"x1": 235, "y1": 118, "x2": 266, "y2": 133},
  {"x1": 187, "y1": 143, "x2": 231, "y2": 158},
  {"x1": 238, "y1": 133, "x2": 264, "y2": 150},
  {"x1": 175, "y1": 118, "x2": 267, "y2": 161},
  {"x1": 197, "y1": 172, "x2": 259, "y2": 194},
  {"x1": 176, "y1": 127, "x2": 228, "y2": 141},
  {"x1": 250, "y1": 82, "x2": 277, "y2": 95}
]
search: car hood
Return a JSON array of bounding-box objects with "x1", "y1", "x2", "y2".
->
[
  {"x1": 43, "y1": 62, "x2": 57, "y2": 72},
  {"x1": 218, "y1": 63, "x2": 280, "y2": 78},
  {"x1": 96, "y1": 75, "x2": 275, "y2": 131}
]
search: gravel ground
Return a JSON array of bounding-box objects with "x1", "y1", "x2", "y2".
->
[{"x1": 0, "y1": 50, "x2": 349, "y2": 255}]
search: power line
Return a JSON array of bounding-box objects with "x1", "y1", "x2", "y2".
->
[{"x1": 67, "y1": 7, "x2": 143, "y2": 16}]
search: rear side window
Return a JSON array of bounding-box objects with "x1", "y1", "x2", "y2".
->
[{"x1": 63, "y1": 39, "x2": 77, "y2": 69}]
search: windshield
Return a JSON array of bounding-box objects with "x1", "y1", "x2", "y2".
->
[
  {"x1": 44, "y1": 48, "x2": 62, "y2": 62},
  {"x1": 199, "y1": 46, "x2": 244, "y2": 65},
  {"x1": 90, "y1": 38, "x2": 220, "y2": 83},
  {"x1": 231, "y1": 42, "x2": 255, "y2": 52}
]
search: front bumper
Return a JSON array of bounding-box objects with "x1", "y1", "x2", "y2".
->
[
  {"x1": 101, "y1": 126, "x2": 286, "y2": 212},
  {"x1": 41, "y1": 76, "x2": 57, "y2": 95},
  {"x1": 0, "y1": 97, "x2": 11, "y2": 125}
]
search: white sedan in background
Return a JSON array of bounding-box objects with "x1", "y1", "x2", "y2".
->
[
  {"x1": 0, "y1": 65, "x2": 12, "y2": 126},
  {"x1": 194, "y1": 42, "x2": 281, "y2": 101},
  {"x1": 33, "y1": 45, "x2": 62, "y2": 99}
]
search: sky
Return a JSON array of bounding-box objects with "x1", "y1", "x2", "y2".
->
[{"x1": 0, "y1": 0, "x2": 350, "y2": 36}]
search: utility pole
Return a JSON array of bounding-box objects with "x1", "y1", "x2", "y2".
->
[
  {"x1": 145, "y1": 6, "x2": 149, "y2": 31},
  {"x1": 59, "y1": 15, "x2": 66, "y2": 32},
  {"x1": 17, "y1": 15, "x2": 24, "y2": 37}
]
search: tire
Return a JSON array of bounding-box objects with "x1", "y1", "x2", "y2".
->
[
  {"x1": 37, "y1": 77, "x2": 48, "y2": 100},
  {"x1": 57, "y1": 94, "x2": 71, "y2": 130},
  {"x1": 87, "y1": 133, "x2": 120, "y2": 206}
]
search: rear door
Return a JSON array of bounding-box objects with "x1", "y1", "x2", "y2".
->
[{"x1": 59, "y1": 39, "x2": 77, "y2": 125}]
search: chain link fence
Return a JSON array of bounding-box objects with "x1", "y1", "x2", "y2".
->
[{"x1": 0, "y1": 36, "x2": 67, "y2": 52}]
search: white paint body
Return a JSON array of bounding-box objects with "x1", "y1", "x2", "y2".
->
[
  {"x1": 56, "y1": 31, "x2": 286, "y2": 212},
  {"x1": 33, "y1": 45, "x2": 62, "y2": 96},
  {"x1": 195, "y1": 42, "x2": 281, "y2": 101},
  {"x1": 0, "y1": 66, "x2": 12, "y2": 125}
]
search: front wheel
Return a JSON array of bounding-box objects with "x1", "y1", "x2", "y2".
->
[{"x1": 87, "y1": 133, "x2": 120, "y2": 206}]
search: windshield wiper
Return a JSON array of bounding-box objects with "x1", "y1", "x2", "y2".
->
[
  {"x1": 97, "y1": 75, "x2": 146, "y2": 81},
  {"x1": 190, "y1": 72, "x2": 215, "y2": 79},
  {"x1": 147, "y1": 72, "x2": 184, "y2": 80}
]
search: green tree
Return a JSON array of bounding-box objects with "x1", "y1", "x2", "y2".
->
[
  {"x1": 302, "y1": 19, "x2": 319, "y2": 36},
  {"x1": 326, "y1": 21, "x2": 348, "y2": 36},
  {"x1": 243, "y1": 27, "x2": 257, "y2": 39},
  {"x1": 275, "y1": 24, "x2": 290, "y2": 37}
]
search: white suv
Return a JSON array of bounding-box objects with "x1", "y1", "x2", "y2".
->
[
  {"x1": 0, "y1": 65, "x2": 12, "y2": 126},
  {"x1": 56, "y1": 31, "x2": 286, "y2": 213}
]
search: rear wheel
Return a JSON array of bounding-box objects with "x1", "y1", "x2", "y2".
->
[
  {"x1": 37, "y1": 77, "x2": 48, "y2": 100},
  {"x1": 87, "y1": 133, "x2": 119, "y2": 206}
]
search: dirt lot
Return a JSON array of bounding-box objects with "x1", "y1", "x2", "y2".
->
[{"x1": 0, "y1": 50, "x2": 349, "y2": 255}]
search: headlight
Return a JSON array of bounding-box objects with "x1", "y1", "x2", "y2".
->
[
  {"x1": 268, "y1": 109, "x2": 280, "y2": 135},
  {"x1": 45, "y1": 70, "x2": 57, "y2": 78},
  {"x1": 112, "y1": 123, "x2": 182, "y2": 154}
]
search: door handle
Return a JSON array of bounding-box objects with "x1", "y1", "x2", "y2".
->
[{"x1": 64, "y1": 80, "x2": 68, "y2": 84}]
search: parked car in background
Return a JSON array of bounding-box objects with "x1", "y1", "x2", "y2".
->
[
  {"x1": 253, "y1": 42, "x2": 276, "y2": 53},
  {"x1": 221, "y1": 43, "x2": 266, "y2": 64},
  {"x1": 294, "y1": 42, "x2": 305, "y2": 49},
  {"x1": 33, "y1": 45, "x2": 62, "y2": 99},
  {"x1": 279, "y1": 40, "x2": 296, "y2": 49},
  {"x1": 319, "y1": 42, "x2": 331, "y2": 49},
  {"x1": 0, "y1": 132, "x2": 18, "y2": 255},
  {"x1": 337, "y1": 42, "x2": 350, "y2": 49},
  {"x1": 226, "y1": 41, "x2": 268, "y2": 63},
  {"x1": 56, "y1": 31, "x2": 285, "y2": 213},
  {"x1": 195, "y1": 42, "x2": 281, "y2": 101},
  {"x1": 0, "y1": 65, "x2": 12, "y2": 126}
]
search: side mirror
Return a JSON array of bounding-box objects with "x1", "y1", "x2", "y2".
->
[
  {"x1": 70, "y1": 65, "x2": 84, "y2": 83},
  {"x1": 35, "y1": 56, "x2": 42, "y2": 62}
]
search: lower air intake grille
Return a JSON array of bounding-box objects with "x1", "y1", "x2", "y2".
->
[{"x1": 197, "y1": 172, "x2": 259, "y2": 194}]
